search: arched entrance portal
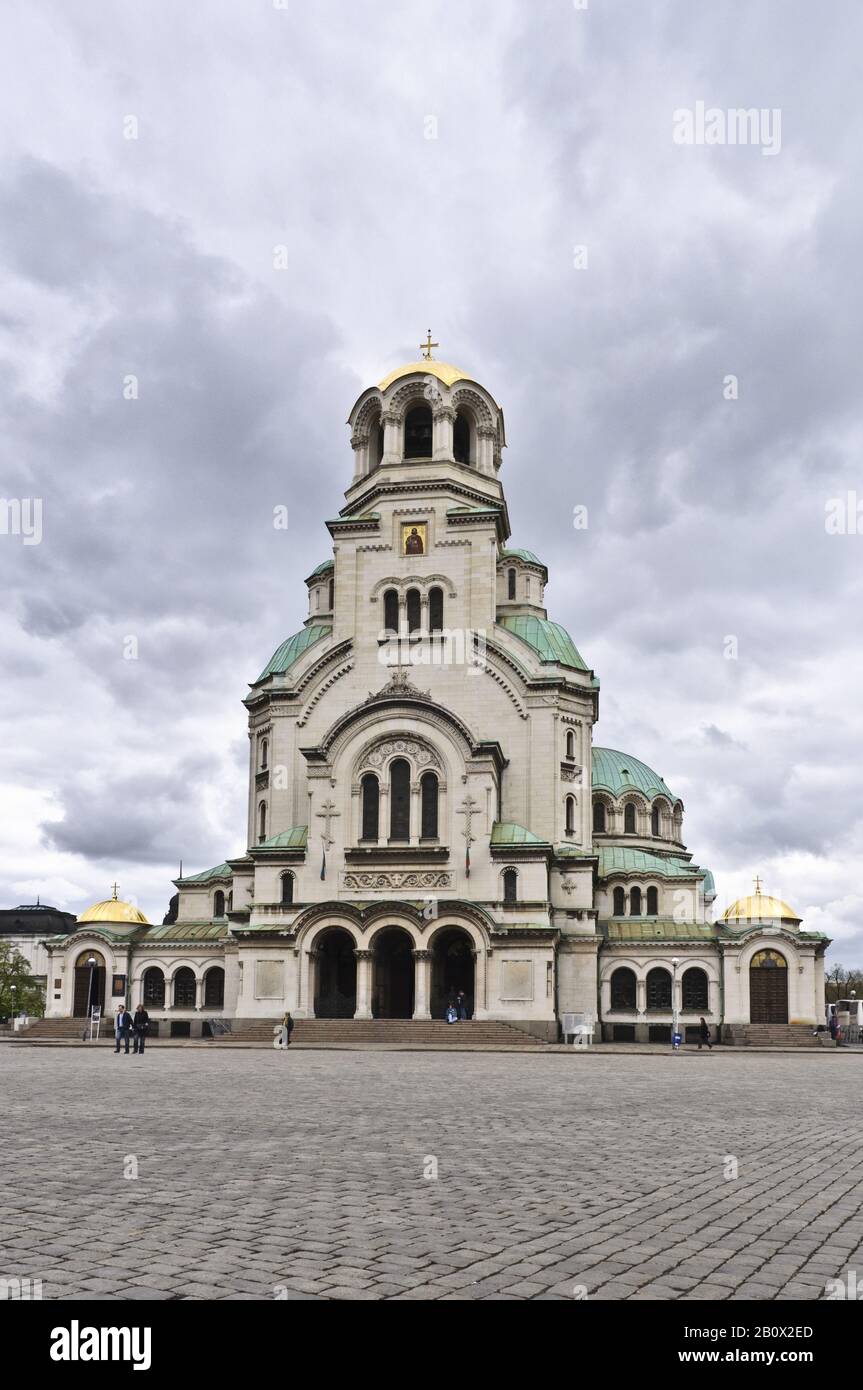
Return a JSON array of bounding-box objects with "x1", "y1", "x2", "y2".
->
[
  {"x1": 749, "y1": 949, "x2": 788, "y2": 1024},
  {"x1": 73, "y1": 949, "x2": 106, "y2": 1017},
  {"x1": 431, "y1": 929, "x2": 475, "y2": 1018},
  {"x1": 372, "y1": 928, "x2": 415, "y2": 1019},
  {"x1": 314, "y1": 929, "x2": 357, "y2": 1018}
]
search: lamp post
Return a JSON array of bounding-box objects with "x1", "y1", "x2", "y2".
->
[
  {"x1": 671, "y1": 956, "x2": 680, "y2": 1050},
  {"x1": 9, "y1": 984, "x2": 16, "y2": 1025}
]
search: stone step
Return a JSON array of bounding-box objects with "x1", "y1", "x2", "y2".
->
[{"x1": 14, "y1": 1017, "x2": 548, "y2": 1046}]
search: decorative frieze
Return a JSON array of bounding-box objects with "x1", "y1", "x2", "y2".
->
[{"x1": 342, "y1": 870, "x2": 452, "y2": 891}]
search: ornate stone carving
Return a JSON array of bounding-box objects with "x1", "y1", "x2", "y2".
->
[
  {"x1": 361, "y1": 736, "x2": 442, "y2": 773},
  {"x1": 342, "y1": 870, "x2": 452, "y2": 891},
  {"x1": 560, "y1": 764, "x2": 582, "y2": 783}
]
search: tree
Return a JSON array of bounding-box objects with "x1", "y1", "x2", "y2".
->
[{"x1": 0, "y1": 942, "x2": 45, "y2": 1019}]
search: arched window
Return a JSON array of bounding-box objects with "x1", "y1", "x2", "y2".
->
[
  {"x1": 361, "y1": 774, "x2": 379, "y2": 841},
  {"x1": 593, "y1": 800, "x2": 606, "y2": 833},
  {"x1": 453, "y1": 409, "x2": 471, "y2": 464},
  {"x1": 420, "y1": 771, "x2": 439, "y2": 840},
  {"x1": 404, "y1": 405, "x2": 433, "y2": 458},
  {"x1": 646, "y1": 967, "x2": 672, "y2": 1010},
  {"x1": 507, "y1": 568, "x2": 516, "y2": 600},
  {"x1": 624, "y1": 803, "x2": 637, "y2": 834},
  {"x1": 389, "y1": 759, "x2": 410, "y2": 841},
  {"x1": 173, "y1": 967, "x2": 196, "y2": 1008},
  {"x1": 629, "y1": 886, "x2": 642, "y2": 916},
  {"x1": 213, "y1": 890, "x2": 225, "y2": 918},
  {"x1": 327, "y1": 578, "x2": 334, "y2": 611},
  {"x1": 651, "y1": 804, "x2": 660, "y2": 836},
  {"x1": 565, "y1": 796, "x2": 575, "y2": 834},
  {"x1": 143, "y1": 967, "x2": 165, "y2": 1007},
  {"x1": 429, "y1": 586, "x2": 444, "y2": 633},
  {"x1": 613, "y1": 886, "x2": 626, "y2": 915},
  {"x1": 368, "y1": 413, "x2": 383, "y2": 471},
  {"x1": 503, "y1": 868, "x2": 518, "y2": 904},
  {"x1": 383, "y1": 588, "x2": 399, "y2": 634},
  {"x1": 204, "y1": 967, "x2": 225, "y2": 1008},
  {"x1": 260, "y1": 738, "x2": 268, "y2": 771},
  {"x1": 566, "y1": 730, "x2": 576, "y2": 760},
  {"x1": 610, "y1": 967, "x2": 636, "y2": 1009},
  {"x1": 280, "y1": 872, "x2": 294, "y2": 906},
  {"x1": 682, "y1": 967, "x2": 709, "y2": 1011},
  {"x1": 406, "y1": 588, "x2": 421, "y2": 634},
  {"x1": 258, "y1": 802, "x2": 267, "y2": 844},
  {"x1": 646, "y1": 885, "x2": 659, "y2": 915}
]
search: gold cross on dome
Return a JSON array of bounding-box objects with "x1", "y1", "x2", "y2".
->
[
  {"x1": 753, "y1": 876, "x2": 763, "y2": 895},
  {"x1": 111, "y1": 882, "x2": 119, "y2": 900},
  {"x1": 420, "y1": 329, "x2": 438, "y2": 360}
]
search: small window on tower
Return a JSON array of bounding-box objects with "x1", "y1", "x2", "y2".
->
[
  {"x1": 383, "y1": 588, "x2": 399, "y2": 635},
  {"x1": 406, "y1": 588, "x2": 421, "y2": 634},
  {"x1": 565, "y1": 796, "x2": 575, "y2": 835},
  {"x1": 429, "y1": 587, "x2": 444, "y2": 633},
  {"x1": 404, "y1": 406, "x2": 433, "y2": 459},
  {"x1": 507, "y1": 568, "x2": 516, "y2": 600},
  {"x1": 327, "y1": 578, "x2": 334, "y2": 611},
  {"x1": 454, "y1": 410, "x2": 471, "y2": 464}
]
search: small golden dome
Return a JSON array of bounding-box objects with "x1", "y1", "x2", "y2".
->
[
  {"x1": 378, "y1": 360, "x2": 470, "y2": 392},
  {"x1": 722, "y1": 884, "x2": 800, "y2": 924},
  {"x1": 78, "y1": 885, "x2": 149, "y2": 926}
]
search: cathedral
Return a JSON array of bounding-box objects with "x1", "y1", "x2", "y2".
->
[{"x1": 40, "y1": 349, "x2": 829, "y2": 1041}]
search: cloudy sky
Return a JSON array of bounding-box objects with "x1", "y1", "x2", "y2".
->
[{"x1": 1, "y1": 0, "x2": 861, "y2": 962}]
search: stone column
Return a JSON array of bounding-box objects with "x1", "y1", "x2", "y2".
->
[
  {"x1": 636, "y1": 976, "x2": 646, "y2": 1016},
  {"x1": 410, "y1": 780, "x2": 420, "y2": 845},
  {"x1": 354, "y1": 950, "x2": 373, "y2": 1019},
  {"x1": 195, "y1": 976, "x2": 204, "y2": 1011},
  {"x1": 433, "y1": 406, "x2": 455, "y2": 462},
  {"x1": 600, "y1": 975, "x2": 612, "y2": 1021},
  {"x1": 382, "y1": 411, "x2": 401, "y2": 465},
  {"x1": 350, "y1": 434, "x2": 368, "y2": 482},
  {"x1": 476, "y1": 424, "x2": 496, "y2": 474},
  {"x1": 412, "y1": 950, "x2": 432, "y2": 1020},
  {"x1": 378, "y1": 785, "x2": 389, "y2": 847}
]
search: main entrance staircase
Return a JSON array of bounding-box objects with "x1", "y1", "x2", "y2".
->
[{"x1": 10, "y1": 1017, "x2": 548, "y2": 1046}]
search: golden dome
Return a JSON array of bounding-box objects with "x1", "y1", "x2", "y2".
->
[
  {"x1": 722, "y1": 885, "x2": 800, "y2": 924},
  {"x1": 79, "y1": 886, "x2": 149, "y2": 926},
  {"x1": 378, "y1": 360, "x2": 470, "y2": 392}
]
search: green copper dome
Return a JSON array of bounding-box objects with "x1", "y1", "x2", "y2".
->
[
  {"x1": 497, "y1": 615, "x2": 588, "y2": 671},
  {"x1": 592, "y1": 747, "x2": 678, "y2": 802},
  {"x1": 254, "y1": 625, "x2": 331, "y2": 684}
]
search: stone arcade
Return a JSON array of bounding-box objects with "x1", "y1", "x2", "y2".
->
[{"x1": 41, "y1": 351, "x2": 829, "y2": 1041}]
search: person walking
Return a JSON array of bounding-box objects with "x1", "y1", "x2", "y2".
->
[
  {"x1": 114, "y1": 1004, "x2": 133, "y2": 1055},
  {"x1": 281, "y1": 1010, "x2": 295, "y2": 1047},
  {"x1": 697, "y1": 1016, "x2": 713, "y2": 1051},
  {"x1": 132, "y1": 1004, "x2": 150, "y2": 1055},
  {"x1": 456, "y1": 990, "x2": 468, "y2": 1021}
]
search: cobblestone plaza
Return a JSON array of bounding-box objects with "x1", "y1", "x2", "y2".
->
[{"x1": 3, "y1": 1049, "x2": 860, "y2": 1301}]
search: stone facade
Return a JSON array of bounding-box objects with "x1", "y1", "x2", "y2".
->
[{"x1": 41, "y1": 356, "x2": 829, "y2": 1040}]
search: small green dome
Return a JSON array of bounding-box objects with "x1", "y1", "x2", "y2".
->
[
  {"x1": 592, "y1": 747, "x2": 679, "y2": 803},
  {"x1": 254, "y1": 625, "x2": 330, "y2": 684},
  {"x1": 498, "y1": 615, "x2": 588, "y2": 671}
]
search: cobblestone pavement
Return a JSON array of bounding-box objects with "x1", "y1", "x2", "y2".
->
[{"x1": 2, "y1": 1049, "x2": 861, "y2": 1301}]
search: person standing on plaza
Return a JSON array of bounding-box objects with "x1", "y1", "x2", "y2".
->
[
  {"x1": 282, "y1": 1010, "x2": 295, "y2": 1046},
  {"x1": 697, "y1": 1016, "x2": 713, "y2": 1051},
  {"x1": 114, "y1": 1003, "x2": 133, "y2": 1055},
  {"x1": 132, "y1": 1003, "x2": 150, "y2": 1055}
]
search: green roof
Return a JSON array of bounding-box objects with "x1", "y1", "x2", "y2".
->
[
  {"x1": 307, "y1": 559, "x2": 334, "y2": 578},
  {"x1": 447, "y1": 505, "x2": 500, "y2": 516},
  {"x1": 702, "y1": 869, "x2": 716, "y2": 897},
  {"x1": 592, "y1": 747, "x2": 678, "y2": 802},
  {"x1": 500, "y1": 548, "x2": 546, "y2": 569},
  {"x1": 491, "y1": 822, "x2": 550, "y2": 847},
  {"x1": 142, "y1": 922, "x2": 231, "y2": 942},
  {"x1": 603, "y1": 920, "x2": 720, "y2": 942},
  {"x1": 255, "y1": 826, "x2": 309, "y2": 851},
  {"x1": 497, "y1": 616, "x2": 588, "y2": 672},
  {"x1": 180, "y1": 862, "x2": 233, "y2": 884},
  {"x1": 255, "y1": 625, "x2": 330, "y2": 683},
  {"x1": 598, "y1": 847, "x2": 703, "y2": 880}
]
